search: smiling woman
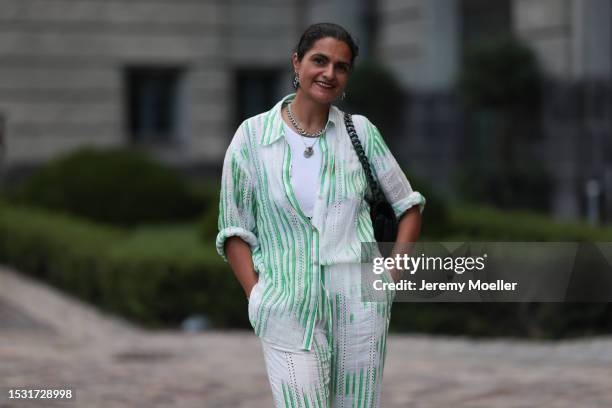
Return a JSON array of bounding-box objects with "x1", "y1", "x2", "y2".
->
[
  {"x1": 217, "y1": 22, "x2": 426, "y2": 408},
  {"x1": 291, "y1": 36, "x2": 352, "y2": 105}
]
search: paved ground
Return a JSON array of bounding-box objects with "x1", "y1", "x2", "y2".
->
[{"x1": 1, "y1": 264, "x2": 612, "y2": 408}]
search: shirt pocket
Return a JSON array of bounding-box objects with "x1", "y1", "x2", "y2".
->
[{"x1": 341, "y1": 163, "x2": 367, "y2": 200}]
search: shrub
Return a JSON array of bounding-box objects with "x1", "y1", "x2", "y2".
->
[
  {"x1": 341, "y1": 60, "x2": 405, "y2": 139},
  {"x1": 447, "y1": 203, "x2": 612, "y2": 241},
  {"x1": 194, "y1": 181, "x2": 221, "y2": 243},
  {"x1": 459, "y1": 36, "x2": 541, "y2": 110},
  {"x1": 0, "y1": 199, "x2": 124, "y2": 303},
  {"x1": 406, "y1": 173, "x2": 451, "y2": 239},
  {"x1": 0, "y1": 200, "x2": 246, "y2": 329},
  {"x1": 99, "y1": 224, "x2": 245, "y2": 328},
  {"x1": 458, "y1": 37, "x2": 546, "y2": 208},
  {"x1": 2, "y1": 198, "x2": 611, "y2": 338},
  {"x1": 391, "y1": 302, "x2": 612, "y2": 340},
  {"x1": 391, "y1": 203, "x2": 612, "y2": 339},
  {"x1": 8, "y1": 147, "x2": 205, "y2": 226}
]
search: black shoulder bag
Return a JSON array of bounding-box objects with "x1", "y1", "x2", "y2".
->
[{"x1": 344, "y1": 113, "x2": 398, "y2": 252}]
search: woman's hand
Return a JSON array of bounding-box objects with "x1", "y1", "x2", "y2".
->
[
  {"x1": 246, "y1": 278, "x2": 259, "y2": 300},
  {"x1": 225, "y1": 236, "x2": 259, "y2": 299},
  {"x1": 389, "y1": 206, "x2": 422, "y2": 282}
]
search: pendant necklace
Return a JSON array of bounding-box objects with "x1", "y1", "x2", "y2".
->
[{"x1": 286, "y1": 103, "x2": 326, "y2": 158}]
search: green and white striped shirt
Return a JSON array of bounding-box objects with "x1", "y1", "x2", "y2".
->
[{"x1": 217, "y1": 93, "x2": 425, "y2": 351}]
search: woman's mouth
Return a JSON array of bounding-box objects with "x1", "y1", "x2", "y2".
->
[{"x1": 315, "y1": 81, "x2": 335, "y2": 90}]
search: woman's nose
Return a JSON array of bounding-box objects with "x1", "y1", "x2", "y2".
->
[{"x1": 323, "y1": 63, "x2": 334, "y2": 80}]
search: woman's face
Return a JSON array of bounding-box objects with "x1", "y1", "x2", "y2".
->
[{"x1": 293, "y1": 37, "x2": 352, "y2": 105}]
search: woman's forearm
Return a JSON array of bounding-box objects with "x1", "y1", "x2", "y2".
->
[
  {"x1": 395, "y1": 206, "x2": 422, "y2": 243},
  {"x1": 389, "y1": 206, "x2": 422, "y2": 282},
  {"x1": 224, "y1": 236, "x2": 259, "y2": 298}
]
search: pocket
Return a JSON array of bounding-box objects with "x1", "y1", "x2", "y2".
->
[
  {"x1": 342, "y1": 167, "x2": 366, "y2": 199},
  {"x1": 382, "y1": 267, "x2": 397, "y2": 302},
  {"x1": 247, "y1": 280, "x2": 262, "y2": 329}
]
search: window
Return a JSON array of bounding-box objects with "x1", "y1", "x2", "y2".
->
[
  {"x1": 124, "y1": 66, "x2": 185, "y2": 144},
  {"x1": 235, "y1": 69, "x2": 284, "y2": 129}
]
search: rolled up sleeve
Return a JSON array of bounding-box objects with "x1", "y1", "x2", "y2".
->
[
  {"x1": 360, "y1": 116, "x2": 426, "y2": 218},
  {"x1": 216, "y1": 123, "x2": 258, "y2": 262}
]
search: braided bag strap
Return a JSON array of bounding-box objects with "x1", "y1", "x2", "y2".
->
[{"x1": 343, "y1": 112, "x2": 383, "y2": 203}]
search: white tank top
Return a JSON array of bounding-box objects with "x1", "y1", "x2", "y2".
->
[{"x1": 283, "y1": 122, "x2": 322, "y2": 219}]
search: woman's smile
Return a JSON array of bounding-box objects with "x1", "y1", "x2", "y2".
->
[{"x1": 314, "y1": 80, "x2": 335, "y2": 90}]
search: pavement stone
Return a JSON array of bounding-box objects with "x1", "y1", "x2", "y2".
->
[{"x1": 1, "y1": 265, "x2": 611, "y2": 408}]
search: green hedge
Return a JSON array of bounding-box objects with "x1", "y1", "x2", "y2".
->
[
  {"x1": 2, "y1": 197, "x2": 611, "y2": 338},
  {"x1": 195, "y1": 181, "x2": 221, "y2": 243},
  {"x1": 406, "y1": 174, "x2": 451, "y2": 239},
  {"x1": 99, "y1": 224, "x2": 245, "y2": 328},
  {"x1": 0, "y1": 200, "x2": 124, "y2": 303},
  {"x1": 7, "y1": 147, "x2": 206, "y2": 227},
  {"x1": 447, "y1": 203, "x2": 612, "y2": 241},
  {"x1": 390, "y1": 302, "x2": 612, "y2": 339},
  {"x1": 0, "y1": 199, "x2": 245, "y2": 329},
  {"x1": 393, "y1": 203, "x2": 612, "y2": 339}
]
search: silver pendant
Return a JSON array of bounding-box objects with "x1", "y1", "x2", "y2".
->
[{"x1": 304, "y1": 147, "x2": 314, "y2": 158}]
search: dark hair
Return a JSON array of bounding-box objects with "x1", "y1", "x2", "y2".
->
[{"x1": 295, "y1": 22, "x2": 359, "y2": 67}]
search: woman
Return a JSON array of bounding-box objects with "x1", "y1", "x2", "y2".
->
[{"x1": 217, "y1": 23, "x2": 425, "y2": 408}]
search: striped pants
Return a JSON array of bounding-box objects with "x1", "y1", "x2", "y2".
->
[{"x1": 259, "y1": 263, "x2": 394, "y2": 408}]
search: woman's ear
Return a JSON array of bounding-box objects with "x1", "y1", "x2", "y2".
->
[{"x1": 291, "y1": 53, "x2": 300, "y2": 73}]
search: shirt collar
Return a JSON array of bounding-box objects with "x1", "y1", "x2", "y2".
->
[{"x1": 259, "y1": 93, "x2": 339, "y2": 146}]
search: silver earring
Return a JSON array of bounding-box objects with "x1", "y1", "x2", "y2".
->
[
  {"x1": 293, "y1": 73, "x2": 300, "y2": 90},
  {"x1": 341, "y1": 91, "x2": 347, "y2": 101}
]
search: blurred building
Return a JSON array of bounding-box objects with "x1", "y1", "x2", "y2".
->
[
  {"x1": 368, "y1": 0, "x2": 612, "y2": 222},
  {"x1": 0, "y1": 0, "x2": 300, "y2": 179},
  {"x1": 0, "y1": 0, "x2": 610, "y2": 221}
]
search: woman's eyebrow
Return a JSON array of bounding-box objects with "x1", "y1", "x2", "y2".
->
[
  {"x1": 311, "y1": 53, "x2": 329, "y2": 60},
  {"x1": 311, "y1": 53, "x2": 350, "y2": 66}
]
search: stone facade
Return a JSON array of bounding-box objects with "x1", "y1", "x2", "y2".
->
[
  {"x1": 378, "y1": 0, "x2": 611, "y2": 88},
  {"x1": 0, "y1": 0, "x2": 297, "y2": 176}
]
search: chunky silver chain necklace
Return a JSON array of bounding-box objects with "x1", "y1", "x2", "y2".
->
[{"x1": 286, "y1": 103, "x2": 326, "y2": 158}]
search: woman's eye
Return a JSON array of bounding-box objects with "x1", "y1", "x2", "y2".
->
[{"x1": 314, "y1": 58, "x2": 324, "y2": 65}]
